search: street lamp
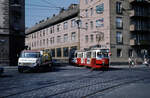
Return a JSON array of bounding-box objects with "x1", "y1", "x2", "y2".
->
[{"x1": 76, "y1": 19, "x2": 81, "y2": 50}]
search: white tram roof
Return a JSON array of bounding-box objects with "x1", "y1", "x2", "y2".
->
[
  {"x1": 89, "y1": 47, "x2": 109, "y2": 52},
  {"x1": 75, "y1": 50, "x2": 86, "y2": 53}
]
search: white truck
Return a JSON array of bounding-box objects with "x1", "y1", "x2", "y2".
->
[{"x1": 18, "y1": 50, "x2": 53, "y2": 73}]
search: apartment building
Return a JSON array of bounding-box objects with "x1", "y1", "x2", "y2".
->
[
  {"x1": 79, "y1": 0, "x2": 150, "y2": 64},
  {"x1": 129, "y1": 0, "x2": 150, "y2": 60},
  {"x1": 0, "y1": 0, "x2": 25, "y2": 65},
  {"x1": 26, "y1": 0, "x2": 150, "y2": 64},
  {"x1": 26, "y1": 4, "x2": 79, "y2": 62}
]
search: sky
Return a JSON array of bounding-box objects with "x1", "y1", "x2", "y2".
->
[{"x1": 25, "y1": 0, "x2": 79, "y2": 28}]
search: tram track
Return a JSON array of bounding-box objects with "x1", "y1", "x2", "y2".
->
[
  {"x1": 45, "y1": 75, "x2": 145, "y2": 98},
  {"x1": 3, "y1": 74, "x2": 144, "y2": 98},
  {"x1": 1, "y1": 68, "x2": 149, "y2": 98},
  {"x1": 81, "y1": 77, "x2": 149, "y2": 98},
  {"x1": 0, "y1": 70, "x2": 106, "y2": 98}
]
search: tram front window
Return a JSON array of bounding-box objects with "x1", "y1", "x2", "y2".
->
[
  {"x1": 97, "y1": 52, "x2": 102, "y2": 58},
  {"x1": 97, "y1": 52, "x2": 108, "y2": 58}
]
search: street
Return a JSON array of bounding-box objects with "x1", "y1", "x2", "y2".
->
[{"x1": 0, "y1": 64, "x2": 150, "y2": 98}]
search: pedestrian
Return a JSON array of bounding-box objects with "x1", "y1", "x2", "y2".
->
[
  {"x1": 143, "y1": 58, "x2": 149, "y2": 67},
  {"x1": 129, "y1": 57, "x2": 135, "y2": 68},
  {"x1": 128, "y1": 57, "x2": 132, "y2": 68},
  {"x1": 134, "y1": 58, "x2": 137, "y2": 67}
]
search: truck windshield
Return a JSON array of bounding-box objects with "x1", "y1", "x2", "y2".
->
[{"x1": 20, "y1": 52, "x2": 40, "y2": 58}]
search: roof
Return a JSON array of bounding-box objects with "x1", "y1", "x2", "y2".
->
[
  {"x1": 26, "y1": 4, "x2": 79, "y2": 35},
  {"x1": 22, "y1": 50, "x2": 41, "y2": 53}
]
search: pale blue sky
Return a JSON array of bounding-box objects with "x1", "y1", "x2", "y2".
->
[{"x1": 25, "y1": 0, "x2": 79, "y2": 28}]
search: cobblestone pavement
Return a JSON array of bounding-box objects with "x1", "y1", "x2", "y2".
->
[{"x1": 0, "y1": 65, "x2": 150, "y2": 98}]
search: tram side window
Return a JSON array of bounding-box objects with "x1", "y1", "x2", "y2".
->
[
  {"x1": 87, "y1": 52, "x2": 91, "y2": 58},
  {"x1": 93, "y1": 52, "x2": 96, "y2": 58},
  {"x1": 78, "y1": 53, "x2": 83, "y2": 58}
]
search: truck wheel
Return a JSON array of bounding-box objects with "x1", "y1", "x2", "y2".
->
[{"x1": 18, "y1": 68, "x2": 23, "y2": 73}]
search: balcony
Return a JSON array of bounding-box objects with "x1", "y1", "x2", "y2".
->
[
  {"x1": 129, "y1": 0, "x2": 150, "y2": 3},
  {"x1": 130, "y1": 39, "x2": 136, "y2": 46},
  {"x1": 130, "y1": 24, "x2": 149, "y2": 32},
  {"x1": 130, "y1": 39, "x2": 150, "y2": 46},
  {"x1": 129, "y1": 10, "x2": 149, "y2": 18},
  {"x1": 130, "y1": 24, "x2": 136, "y2": 31}
]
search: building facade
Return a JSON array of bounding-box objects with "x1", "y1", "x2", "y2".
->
[
  {"x1": 0, "y1": 0, "x2": 25, "y2": 65},
  {"x1": 26, "y1": 0, "x2": 150, "y2": 64},
  {"x1": 26, "y1": 4, "x2": 79, "y2": 62}
]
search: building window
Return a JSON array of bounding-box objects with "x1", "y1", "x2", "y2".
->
[
  {"x1": 116, "y1": 2, "x2": 123, "y2": 14},
  {"x1": 43, "y1": 39, "x2": 45, "y2": 45},
  {"x1": 64, "y1": 34, "x2": 68, "y2": 42},
  {"x1": 96, "y1": 18, "x2": 104, "y2": 28},
  {"x1": 57, "y1": 36, "x2": 61, "y2": 43},
  {"x1": 85, "y1": 22, "x2": 88, "y2": 30},
  {"x1": 46, "y1": 28, "x2": 49, "y2": 35},
  {"x1": 57, "y1": 24, "x2": 60, "y2": 32},
  {"x1": 85, "y1": 9, "x2": 88, "y2": 17},
  {"x1": 43, "y1": 30, "x2": 45, "y2": 36},
  {"x1": 116, "y1": 17, "x2": 123, "y2": 29},
  {"x1": 90, "y1": 8, "x2": 94, "y2": 16},
  {"x1": 90, "y1": 21, "x2": 93, "y2": 29},
  {"x1": 85, "y1": 0, "x2": 88, "y2": 4},
  {"x1": 50, "y1": 38, "x2": 52, "y2": 44},
  {"x1": 63, "y1": 22, "x2": 68, "y2": 30},
  {"x1": 50, "y1": 28, "x2": 53, "y2": 34},
  {"x1": 40, "y1": 40, "x2": 42, "y2": 46},
  {"x1": 117, "y1": 49, "x2": 122, "y2": 57},
  {"x1": 85, "y1": 35, "x2": 89, "y2": 43},
  {"x1": 51, "y1": 49, "x2": 55, "y2": 57},
  {"x1": 96, "y1": 3, "x2": 104, "y2": 14},
  {"x1": 116, "y1": 31, "x2": 123, "y2": 44},
  {"x1": 47, "y1": 38, "x2": 49, "y2": 45},
  {"x1": 90, "y1": 34, "x2": 94, "y2": 42},
  {"x1": 57, "y1": 48, "x2": 61, "y2": 57},
  {"x1": 63, "y1": 47, "x2": 69, "y2": 57},
  {"x1": 71, "y1": 32, "x2": 76, "y2": 41},
  {"x1": 52, "y1": 37, "x2": 55, "y2": 44},
  {"x1": 71, "y1": 19, "x2": 76, "y2": 28},
  {"x1": 53, "y1": 26, "x2": 55, "y2": 33}
]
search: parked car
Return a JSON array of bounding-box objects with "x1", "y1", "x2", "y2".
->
[{"x1": 0, "y1": 67, "x2": 4, "y2": 75}]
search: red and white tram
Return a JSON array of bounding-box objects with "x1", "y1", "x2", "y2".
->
[
  {"x1": 74, "y1": 48, "x2": 110, "y2": 69},
  {"x1": 74, "y1": 50, "x2": 86, "y2": 66}
]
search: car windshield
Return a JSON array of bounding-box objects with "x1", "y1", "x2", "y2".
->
[
  {"x1": 97, "y1": 52, "x2": 108, "y2": 58},
  {"x1": 20, "y1": 52, "x2": 40, "y2": 58}
]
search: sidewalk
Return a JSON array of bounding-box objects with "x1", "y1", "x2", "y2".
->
[
  {"x1": 110, "y1": 64, "x2": 147, "y2": 69},
  {"x1": 0, "y1": 64, "x2": 148, "y2": 69},
  {"x1": 0, "y1": 65, "x2": 17, "y2": 69}
]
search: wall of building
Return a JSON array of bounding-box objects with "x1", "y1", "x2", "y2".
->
[
  {"x1": 0, "y1": 0, "x2": 25, "y2": 66},
  {"x1": 79, "y1": 0, "x2": 111, "y2": 50},
  {"x1": 0, "y1": 0, "x2": 10, "y2": 65},
  {"x1": 109, "y1": 0, "x2": 131, "y2": 64},
  {"x1": 26, "y1": 0, "x2": 150, "y2": 64},
  {"x1": 26, "y1": 16, "x2": 79, "y2": 61}
]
